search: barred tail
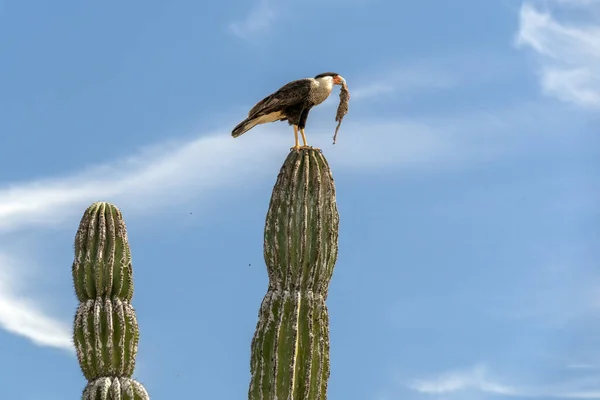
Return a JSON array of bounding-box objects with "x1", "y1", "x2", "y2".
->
[{"x1": 232, "y1": 118, "x2": 260, "y2": 138}]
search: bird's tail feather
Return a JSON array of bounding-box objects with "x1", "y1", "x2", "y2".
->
[{"x1": 232, "y1": 118, "x2": 259, "y2": 138}]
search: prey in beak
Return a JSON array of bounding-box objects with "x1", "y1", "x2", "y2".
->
[{"x1": 333, "y1": 75, "x2": 346, "y2": 85}]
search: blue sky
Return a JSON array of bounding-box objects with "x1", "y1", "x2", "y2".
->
[{"x1": 0, "y1": 0, "x2": 599, "y2": 399}]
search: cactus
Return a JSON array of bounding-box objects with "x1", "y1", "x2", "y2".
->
[
  {"x1": 249, "y1": 148, "x2": 340, "y2": 400},
  {"x1": 72, "y1": 202, "x2": 150, "y2": 400}
]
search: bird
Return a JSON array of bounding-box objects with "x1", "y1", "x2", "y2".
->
[{"x1": 231, "y1": 72, "x2": 346, "y2": 150}]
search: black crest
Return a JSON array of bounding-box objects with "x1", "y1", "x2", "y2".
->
[{"x1": 314, "y1": 72, "x2": 339, "y2": 79}]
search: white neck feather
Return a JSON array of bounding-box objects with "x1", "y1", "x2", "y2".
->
[{"x1": 315, "y1": 76, "x2": 334, "y2": 91}]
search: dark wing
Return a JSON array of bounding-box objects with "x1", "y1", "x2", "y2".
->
[{"x1": 248, "y1": 79, "x2": 312, "y2": 117}]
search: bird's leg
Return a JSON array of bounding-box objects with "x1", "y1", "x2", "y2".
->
[
  {"x1": 300, "y1": 128, "x2": 319, "y2": 150},
  {"x1": 290, "y1": 125, "x2": 301, "y2": 150},
  {"x1": 300, "y1": 128, "x2": 308, "y2": 147}
]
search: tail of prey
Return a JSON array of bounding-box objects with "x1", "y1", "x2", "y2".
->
[{"x1": 232, "y1": 117, "x2": 260, "y2": 138}]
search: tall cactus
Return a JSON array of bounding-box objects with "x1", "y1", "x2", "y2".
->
[
  {"x1": 72, "y1": 202, "x2": 150, "y2": 400},
  {"x1": 249, "y1": 148, "x2": 340, "y2": 399}
]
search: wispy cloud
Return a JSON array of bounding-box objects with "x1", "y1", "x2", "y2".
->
[
  {"x1": 0, "y1": 98, "x2": 580, "y2": 351},
  {"x1": 228, "y1": 0, "x2": 278, "y2": 40},
  {"x1": 2, "y1": 107, "x2": 541, "y2": 235},
  {"x1": 346, "y1": 62, "x2": 457, "y2": 102},
  {"x1": 0, "y1": 251, "x2": 72, "y2": 351},
  {"x1": 0, "y1": 129, "x2": 287, "y2": 352},
  {"x1": 409, "y1": 364, "x2": 517, "y2": 396},
  {"x1": 0, "y1": 122, "x2": 449, "y2": 351},
  {"x1": 0, "y1": 98, "x2": 584, "y2": 234},
  {"x1": 516, "y1": 0, "x2": 600, "y2": 109},
  {"x1": 408, "y1": 363, "x2": 600, "y2": 399},
  {"x1": 0, "y1": 131, "x2": 283, "y2": 233}
]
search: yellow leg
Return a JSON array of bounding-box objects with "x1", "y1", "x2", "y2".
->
[
  {"x1": 300, "y1": 128, "x2": 320, "y2": 150},
  {"x1": 300, "y1": 128, "x2": 308, "y2": 147},
  {"x1": 290, "y1": 126, "x2": 300, "y2": 150}
]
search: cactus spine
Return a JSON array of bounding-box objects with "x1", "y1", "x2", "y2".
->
[
  {"x1": 249, "y1": 149, "x2": 340, "y2": 400},
  {"x1": 72, "y1": 202, "x2": 149, "y2": 400}
]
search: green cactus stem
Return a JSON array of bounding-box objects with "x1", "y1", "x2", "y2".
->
[
  {"x1": 72, "y1": 202, "x2": 149, "y2": 400},
  {"x1": 72, "y1": 202, "x2": 133, "y2": 302},
  {"x1": 73, "y1": 298, "x2": 139, "y2": 380},
  {"x1": 249, "y1": 148, "x2": 340, "y2": 400}
]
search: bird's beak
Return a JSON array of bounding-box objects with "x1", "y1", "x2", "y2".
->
[{"x1": 334, "y1": 75, "x2": 345, "y2": 85}]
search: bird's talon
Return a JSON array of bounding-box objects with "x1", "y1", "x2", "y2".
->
[{"x1": 289, "y1": 145, "x2": 321, "y2": 151}]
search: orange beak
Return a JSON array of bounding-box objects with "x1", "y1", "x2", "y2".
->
[{"x1": 333, "y1": 75, "x2": 343, "y2": 85}]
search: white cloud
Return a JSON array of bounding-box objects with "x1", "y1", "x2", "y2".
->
[
  {"x1": 0, "y1": 98, "x2": 579, "y2": 351},
  {"x1": 0, "y1": 252, "x2": 72, "y2": 351},
  {"x1": 0, "y1": 130, "x2": 284, "y2": 233},
  {"x1": 409, "y1": 364, "x2": 600, "y2": 399},
  {"x1": 0, "y1": 121, "x2": 455, "y2": 351},
  {"x1": 0, "y1": 111, "x2": 521, "y2": 235},
  {"x1": 409, "y1": 364, "x2": 516, "y2": 396},
  {"x1": 516, "y1": 0, "x2": 600, "y2": 109},
  {"x1": 0, "y1": 129, "x2": 286, "y2": 351},
  {"x1": 228, "y1": 0, "x2": 278, "y2": 40}
]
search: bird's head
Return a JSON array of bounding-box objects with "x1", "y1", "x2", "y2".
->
[{"x1": 315, "y1": 72, "x2": 346, "y2": 85}]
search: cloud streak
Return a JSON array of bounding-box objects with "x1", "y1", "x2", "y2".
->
[
  {"x1": 516, "y1": 0, "x2": 600, "y2": 109},
  {"x1": 409, "y1": 363, "x2": 600, "y2": 399},
  {"x1": 0, "y1": 131, "x2": 282, "y2": 233},
  {"x1": 0, "y1": 252, "x2": 72, "y2": 351},
  {"x1": 0, "y1": 97, "x2": 580, "y2": 352},
  {"x1": 409, "y1": 364, "x2": 516, "y2": 396},
  {"x1": 0, "y1": 120, "x2": 457, "y2": 351},
  {"x1": 0, "y1": 129, "x2": 287, "y2": 352},
  {"x1": 0, "y1": 109, "x2": 518, "y2": 234}
]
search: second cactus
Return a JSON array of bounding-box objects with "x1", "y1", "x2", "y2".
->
[
  {"x1": 72, "y1": 202, "x2": 149, "y2": 400},
  {"x1": 249, "y1": 148, "x2": 340, "y2": 399}
]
